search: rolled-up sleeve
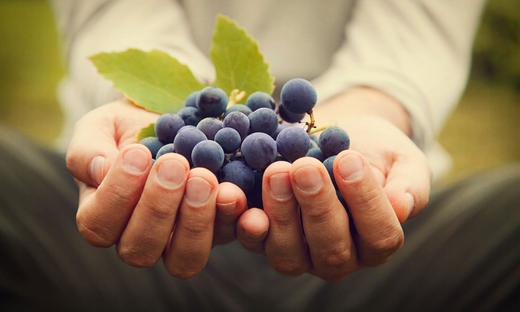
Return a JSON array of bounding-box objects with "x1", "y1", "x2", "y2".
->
[{"x1": 311, "y1": 0, "x2": 486, "y2": 150}]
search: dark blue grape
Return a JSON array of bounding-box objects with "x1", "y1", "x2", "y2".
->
[
  {"x1": 139, "y1": 137, "x2": 164, "y2": 159},
  {"x1": 214, "y1": 127, "x2": 241, "y2": 153},
  {"x1": 223, "y1": 111, "x2": 250, "y2": 140},
  {"x1": 173, "y1": 126, "x2": 207, "y2": 163},
  {"x1": 196, "y1": 117, "x2": 223, "y2": 140},
  {"x1": 156, "y1": 143, "x2": 175, "y2": 159},
  {"x1": 246, "y1": 91, "x2": 276, "y2": 111},
  {"x1": 154, "y1": 113, "x2": 185, "y2": 144},
  {"x1": 323, "y1": 155, "x2": 337, "y2": 188},
  {"x1": 280, "y1": 78, "x2": 317, "y2": 114},
  {"x1": 220, "y1": 160, "x2": 255, "y2": 193},
  {"x1": 248, "y1": 107, "x2": 278, "y2": 135},
  {"x1": 184, "y1": 91, "x2": 200, "y2": 107},
  {"x1": 278, "y1": 104, "x2": 306, "y2": 123},
  {"x1": 247, "y1": 170, "x2": 264, "y2": 209},
  {"x1": 191, "y1": 140, "x2": 225, "y2": 172},
  {"x1": 306, "y1": 147, "x2": 326, "y2": 162},
  {"x1": 241, "y1": 132, "x2": 277, "y2": 170},
  {"x1": 271, "y1": 123, "x2": 288, "y2": 140},
  {"x1": 224, "y1": 104, "x2": 252, "y2": 117},
  {"x1": 196, "y1": 86, "x2": 228, "y2": 118},
  {"x1": 276, "y1": 126, "x2": 311, "y2": 162},
  {"x1": 177, "y1": 106, "x2": 202, "y2": 126},
  {"x1": 318, "y1": 126, "x2": 350, "y2": 157}
]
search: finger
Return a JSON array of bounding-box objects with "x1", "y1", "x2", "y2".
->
[
  {"x1": 76, "y1": 144, "x2": 152, "y2": 247},
  {"x1": 383, "y1": 149, "x2": 432, "y2": 222},
  {"x1": 334, "y1": 150, "x2": 404, "y2": 267},
  {"x1": 66, "y1": 100, "x2": 158, "y2": 187},
  {"x1": 236, "y1": 208, "x2": 269, "y2": 254},
  {"x1": 263, "y1": 161, "x2": 310, "y2": 276},
  {"x1": 290, "y1": 157, "x2": 355, "y2": 281},
  {"x1": 116, "y1": 153, "x2": 189, "y2": 267},
  {"x1": 66, "y1": 108, "x2": 119, "y2": 187},
  {"x1": 163, "y1": 168, "x2": 218, "y2": 279},
  {"x1": 212, "y1": 182, "x2": 248, "y2": 246}
]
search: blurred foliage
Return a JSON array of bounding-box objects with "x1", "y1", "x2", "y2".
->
[{"x1": 471, "y1": 0, "x2": 520, "y2": 89}]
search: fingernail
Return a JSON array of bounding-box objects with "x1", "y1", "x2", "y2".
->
[
  {"x1": 156, "y1": 159, "x2": 187, "y2": 189},
  {"x1": 185, "y1": 177, "x2": 213, "y2": 207},
  {"x1": 338, "y1": 154, "x2": 364, "y2": 182},
  {"x1": 406, "y1": 192, "x2": 415, "y2": 216},
  {"x1": 123, "y1": 148, "x2": 149, "y2": 173},
  {"x1": 269, "y1": 173, "x2": 292, "y2": 200},
  {"x1": 217, "y1": 201, "x2": 237, "y2": 216},
  {"x1": 293, "y1": 166, "x2": 323, "y2": 193},
  {"x1": 89, "y1": 156, "x2": 105, "y2": 186}
]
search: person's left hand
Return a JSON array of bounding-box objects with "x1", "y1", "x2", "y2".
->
[{"x1": 235, "y1": 113, "x2": 432, "y2": 281}]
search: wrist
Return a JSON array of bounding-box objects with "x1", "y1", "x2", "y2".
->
[{"x1": 313, "y1": 87, "x2": 411, "y2": 137}]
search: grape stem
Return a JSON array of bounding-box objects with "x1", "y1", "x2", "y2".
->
[
  {"x1": 309, "y1": 122, "x2": 338, "y2": 135},
  {"x1": 306, "y1": 109, "x2": 315, "y2": 134},
  {"x1": 227, "y1": 89, "x2": 247, "y2": 108}
]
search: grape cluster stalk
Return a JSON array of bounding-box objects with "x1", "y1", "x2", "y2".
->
[{"x1": 139, "y1": 78, "x2": 350, "y2": 208}]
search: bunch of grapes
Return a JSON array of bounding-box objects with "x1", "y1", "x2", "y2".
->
[{"x1": 139, "y1": 78, "x2": 350, "y2": 208}]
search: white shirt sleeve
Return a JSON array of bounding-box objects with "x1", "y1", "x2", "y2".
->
[
  {"x1": 49, "y1": 0, "x2": 214, "y2": 148},
  {"x1": 311, "y1": 0, "x2": 486, "y2": 151}
]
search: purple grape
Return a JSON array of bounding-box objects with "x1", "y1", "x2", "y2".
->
[
  {"x1": 156, "y1": 143, "x2": 175, "y2": 159},
  {"x1": 196, "y1": 86, "x2": 228, "y2": 118},
  {"x1": 220, "y1": 160, "x2": 255, "y2": 193},
  {"x1": 241, "y1": 132, "x2": 277, "y2": 170},
  {"x1": 173, "y1": 126, "x2": 207, "y2": 163},
  {"x1": 306, "y1": 147, "x2": 326, "y2": 162},
  {"x1": 246, "y1": 91, "x2": 275, "y2": 111},
  {"x1": 196, "y1": 117, "x2": 223, "y2": 140},
  {"x1": 223, "y1": 111, "x2": 250, "y2": 140},
  {"x1": 177, "y1": 106, "x2": 202, "y2": 126},
  {"x1": 248, "y1": 107, "x2": 278, "y2": 135},
  {"x1": 139, "y1": 137, "x2": 164, "y2": 159},
  {"x1": 323, "y1": 155, "x2": 337, "y2": 188},
  {"x1": 154, "y1": 113, "x2": 185, "y2": 144},
  {"x1": 278, "y1": 104, "x2": 306, "y2": 123},
  {"x1": 191, "y1": 140, "x2": 225, "y2": 172},
  {"x1": 184, "y1": 91, "x2": 200, "y2": 107},
  {"x1": 247, "y1": 170, "x2": 264, "y2": 209},
  {"x1": 318, "y1": 126, "x2": 350, "y2": 158},
  {"x1": 275, "y1": 126, "x2": 311, "y2": 162},
  {"x1": 224, "y1": 104, "x2": 252, "y2": 117},
  {"x1": 214, "y1": 127, "x2": 241, "y2": 154},
  {"x1": 271, "y1": 123, "x2": 288, "y2": 140},
  {"x1": 280, "y1": 78, "x2": 317, "y2": 114}
]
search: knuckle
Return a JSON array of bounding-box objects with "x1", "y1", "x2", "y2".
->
[
  {"x1": 76, "y1": 214, "x2": 115, "y2": 248},
  {"x1": 304, "y1": 202, "x2": 336, "y2": 224},
  {"x1": 364, "y1": 230, "x2": 404, "y2": 266},
  {"x1": 145, "y1": 202, "x2": 177, "y2": 221},
  {"x1": 271, "y1": 258, "x2": 307, "y2": 276},
  {"x1": 269, "y1": 212, "x2": 295, "y2": 227},
  {"x1": 183, "y1": 219, "x2": 212, "y2": 240},
  {"x1": 315, "y1": 246, "x2": 352, "y2": 270},
  {"x1": 168, "y1": 267, "x2": 202, "y2": 280},
  {"x1": 117, "y1": 245, "x2": 158, "y2": 268}
]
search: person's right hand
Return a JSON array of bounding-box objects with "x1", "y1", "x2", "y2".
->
[{"x1": 66, "y1": 99, "x2": 247, "y2": 279}]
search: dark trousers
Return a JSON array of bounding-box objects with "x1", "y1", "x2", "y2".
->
[{"x1": 1, "y1": 125, "x2": 519, "y2": 312}]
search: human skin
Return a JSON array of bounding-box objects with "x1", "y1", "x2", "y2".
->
[
  {"x1": 66, "y1": 87, "x2": 431, "y2": 280},
  {"x1": 236, "y1": 87, "x2": 432, "y2": 280}
]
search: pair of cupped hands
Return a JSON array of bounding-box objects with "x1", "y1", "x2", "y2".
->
[{"x1": 66, "y1": 88, "x2": 431, "y2": 281}]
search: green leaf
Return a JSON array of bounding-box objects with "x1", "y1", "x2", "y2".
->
[
  {"x1": 91, "y1": 49, "x2": 205, "y2": 114},
  {"x1": 211, "y1": 15, "x2": 275, "y2": 99},
  {"x1": 136, "y1": 123, "x2": 156, "y2": 142}
]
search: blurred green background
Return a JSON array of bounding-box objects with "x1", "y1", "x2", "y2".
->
[{"x1": 0, "y1": 0, "x2": 519, "y2": 184}]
